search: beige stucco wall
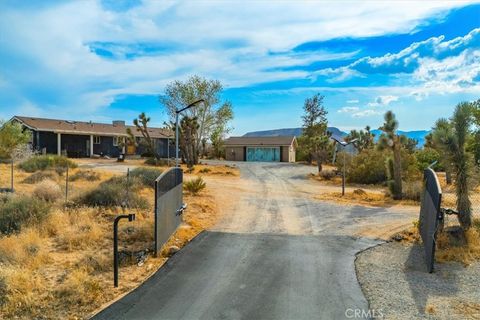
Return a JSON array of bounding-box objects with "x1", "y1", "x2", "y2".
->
[{"x1": 225, "y1": 146, "x2": 245, "y2": 161}]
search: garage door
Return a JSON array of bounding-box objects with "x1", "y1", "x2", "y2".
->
[{"x1": 246, "y1": 147, "x2": 280, "y2": 162}]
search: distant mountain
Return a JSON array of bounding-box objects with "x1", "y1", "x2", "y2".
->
[
  {"x1": 370, "y1": 130, "x2": 430, "y2": 147},
  {"x1": 243, "y1": 127, "x2": 430, "y2": 147},
  {"x1": 243, "y1": 127, "x2": 347, "y2": 139}
]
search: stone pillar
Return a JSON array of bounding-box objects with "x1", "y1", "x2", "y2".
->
[
  {"x1": 57, "y1": 133, "x2": 61, "y2": 156},
  {"x1": 90, "y1": 135, "x2": 94, "y2": 157}
]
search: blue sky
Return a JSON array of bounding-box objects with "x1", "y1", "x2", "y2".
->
[{"x1": 0, "y1": 1, "x2": 479, "y2": 135}]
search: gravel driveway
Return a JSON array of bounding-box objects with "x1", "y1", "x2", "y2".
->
[{"x1": 356, "y1": 242, "x2": 480, "y2": 319}]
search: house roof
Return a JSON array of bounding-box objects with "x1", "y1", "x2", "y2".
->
[
  {"x1": 12, "y1": 116, "x2": 173, "y2": 139},
  {"x1": 224, "y1": 136, "x2": 296, "y2": 146}
]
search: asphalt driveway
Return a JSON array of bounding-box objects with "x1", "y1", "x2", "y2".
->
[{"x1": 93, "y1": 161, "x2": 416, "y2": 320}]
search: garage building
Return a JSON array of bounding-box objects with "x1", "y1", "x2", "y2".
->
[{"x1": 224, "y1": 136, "x2": 297, "y2": 162}]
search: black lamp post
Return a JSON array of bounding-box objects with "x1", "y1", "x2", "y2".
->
[
  {"x1": 331, "y1": 137, "x2": 357, "y2": 196},
  {"x1": 175, "y1": 99, "x2": 205, "y2": 167}
]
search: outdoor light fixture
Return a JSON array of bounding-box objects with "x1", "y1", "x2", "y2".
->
[
  {"x1": 175, "y1": 99, "x2": 205, "y2": 167},
  {"x1": 331, "y1": 137, "x2": 358, "y2": 196},
  {"x1": 113, "y1": 213, "x2": 135, "y2": 287}
]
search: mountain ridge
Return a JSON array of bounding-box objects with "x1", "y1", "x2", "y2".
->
[{"x1": 243, "y1": 127, "x2": 430, "y2": 146}]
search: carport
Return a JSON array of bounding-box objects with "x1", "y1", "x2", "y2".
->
[{"x1": 224, "y1": 136, "x2": 297, "y2": 162}]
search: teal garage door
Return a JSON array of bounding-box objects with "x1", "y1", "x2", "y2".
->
[{"x1": 246, "y1": 147, "x2": 280, "y2": 162}]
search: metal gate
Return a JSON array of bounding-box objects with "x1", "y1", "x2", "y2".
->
[
  {"x1": 419, "y1": 168, "x2": 443, "y2": 273},
  {"x1": 154, "y1": 167, "x2": 184, "y2": 255}
]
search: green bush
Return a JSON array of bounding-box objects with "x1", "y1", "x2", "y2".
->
[
  {"x1": 184, "y1": 177, "x2": 206, "y2": 195},
  {"x1": 68, "y1": 170, "x2": 100, "y2": 182},
  {"x1": 129, "y1": 167, "x2": 162, "y2": 188},
  {"x1": 22, "y1": 171, "x2": 58, "y2": 184},
  {"x1": 18, "y1": 155, "x2": 77, "y2": 173},
  {"x1": 0, "y1": 195, "x2": 51, "y2": 234},
  {"x1": 144, "y1": 158, "x2": 170, "y2": 166},
  {"x1": 76, "y1": 179, "x2": 148, "y2": 209},
  {"x1": 340, "y1": 149, "x2": 387, "y2": 185},
  {"x1": 33, "y1": 180, "x2": 63, "y2": 202},
  {"x1": 414, "y1": 148, "x2": 443, "y2": 171}
]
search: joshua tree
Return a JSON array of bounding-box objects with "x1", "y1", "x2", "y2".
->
[
  {"x1": 377, "y1": 111, "x2": 404, "y2": 200},
  {"x1": 345, "y1": 125, "x2": 375, "y2": 152},
  {"x1": 425, "y1": 132, "x2": 453, "y2": 184},
  {"x1": 432, "y1": 103, "x2": 473, "y2": 229},
  {"x1": 127, "y1": 113, "x2": 159, "y2": 160}
]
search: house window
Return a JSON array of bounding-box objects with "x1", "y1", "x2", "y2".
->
[
  {"x1": 113, "y1": 136, "x2": 120, "y2": 146},
  {"x1": 93, "y1": 136, "x2": 101, "y2": 144}
]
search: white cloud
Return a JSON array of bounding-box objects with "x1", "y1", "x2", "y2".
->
[
  {"x1": 368, "y1": 95, "x2": 399, "y2": 107},
  {"x1": 338, "y1": 106, "x2": 360, "y2": 113},
  {"x1": 346, "y1": 99, "x2": 359, "y2": 104},
  {"x1": 352, "y1": 109, "x2": 382, "y2": 118},
  {"x1": 0, "y1": 0, "x2": 475, "y2": 116}
]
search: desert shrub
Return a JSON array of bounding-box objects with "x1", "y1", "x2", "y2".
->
[
  {"x1": 415, "y1": 148, "x2": 443, "y2": 171},
  {"x1": 76, "y1": 178, "x2": 147, "y2": 208},
  {"x1": 33, "y1": 180, "x2": 62, "y2": 202},
  {"x1": 198, "y1": 168, "x2": 211, "y2": 174},
  {"x1": 319, "y1": 170, "x2": 336, "y2": 180},
  {"x1": 22, "y1": 171, "x2": 58, "y2": 184},
  {"x1": 402, "y1": 180, "x2": 423, "y2": 201},
  {"x1": 144, "y1": 157, "x2": 169, "y2": 166},
  {"x1": 18, "y1": 155, "x2": 77, "y2": 173},
  {"x1": 0, "y1": 195, "x2": 50, "y2": 234},
  {"x1": 184, "y1": 177, "x2": 206, "y2": 195},
  {"x1": 342, "y1": 149, "x2": 387, "y2": 184},
  {"x1": 68, "y1": 170, "x2": 100, "y2": 182},
  {"x1": 401, "y1": 150, "x2": 422, "y2": 181},
  {"x1": 129, "y1": 167, "x2": 162, "y2": 188}
]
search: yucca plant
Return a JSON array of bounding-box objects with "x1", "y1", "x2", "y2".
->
[
  {"x1": 184, "y1": 177, "x2": 206, "y2": 195},
  {"x1": 432, "y1": 103, "x2": 473, "y2": 229},
  {"x1": 377, "y1": 111, "x2": 405, "y2": 200}
]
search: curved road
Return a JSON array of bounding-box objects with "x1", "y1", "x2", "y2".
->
[{"x1": 93, "y1": 162, "x2": 416, "y2": 320}]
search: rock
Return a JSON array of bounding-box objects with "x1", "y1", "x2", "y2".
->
[
  {"x1": 167, "y1": 245, "x2": 180, "y2": 256},
  {"x1": 392, "y1": 234, "x2": 404, "y2": 242}
]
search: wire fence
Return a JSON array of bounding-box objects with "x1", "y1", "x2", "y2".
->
[{"x1": 435, "y1": 171, "x2": 480, "y2": 221}]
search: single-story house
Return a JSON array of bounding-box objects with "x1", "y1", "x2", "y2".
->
[
  {"x1": 11, "y1": 116, "x2": 174, "y2": 158},
  {"x1": 224, "y1": 136, "x2": 297, "y2": 162}
]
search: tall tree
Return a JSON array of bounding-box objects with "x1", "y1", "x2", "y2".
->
[
  {"x1": 209, "y1": 102, "x2": 234, "y2": 159},
  {"x1": 470, "y1": 99, "x2": 480, "y2": 166},
  {"x1": 160, "y1": 75, "x2": 233, "y2": 164},
  {"x1": 345, "y1": 125, "x2": 375, "y2": 152},
  {"x1": 432, "y1": 103, "x2": 473, "y2": 229},
  {"x1": 0, "y1": 120, "x2": 31, "y2": 159},
  {"x1": 299, "y1": 94, "x2": 331, "y2": 172},
  {"x1": 425, "y1": 131, "x2": 453, "y2": 184},
  {"x1": 377, "y1": 111, "x2": 404, "y2": 200}
]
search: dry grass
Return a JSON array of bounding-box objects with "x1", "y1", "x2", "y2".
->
[
  {"x1": 393, "y1": 218, "x2": 480, "y2": 266},
  {"x1": 436, "y1": 228, "x2": 480, "y2": 265},
  {"x1": 453, "y1": 301, "x2": 480, "y2": 319},
  {"x1": 0, "y1": 159, "x2": 225, "y2": 319},
  {"x1": 33, "y1": 179, "x2": 62, "y2": 202},
  {"x1": 315, "y1": 188, "x2": 419, "y2": 207}
]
